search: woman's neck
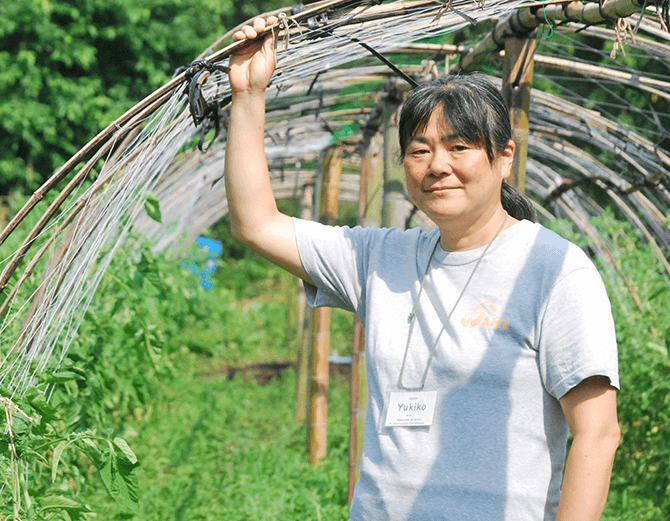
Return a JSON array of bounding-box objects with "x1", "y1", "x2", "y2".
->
[{"x1": 437, "y1": 208, "x2": 518, "y2": 252}]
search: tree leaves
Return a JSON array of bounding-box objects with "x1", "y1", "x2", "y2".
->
[
  {"x1": 0, "y1": 0, "x2": 289, "y2": 194},
  {"x1": 42, "y1": 371, "x2": 85, "y2": 384},
  {"x1": 51, "y1": 439, "x2": 71, "y2": 483}
]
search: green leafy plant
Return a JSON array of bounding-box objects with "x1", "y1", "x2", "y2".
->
[
  {"x1": 0, "y1": 385, "x2": 140, "y2": 519},
  {"x1": 549, "y1": 210, "x2": 670, "y2": 519}
]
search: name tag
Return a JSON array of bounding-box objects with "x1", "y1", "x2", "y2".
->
[{"x1": 385, "y1": 390, "x2": 438, "y2": 427}]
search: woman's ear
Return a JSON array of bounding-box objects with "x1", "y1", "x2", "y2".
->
[{"x1": 499, "y1": 139, "x2": 516, "y2": 180}]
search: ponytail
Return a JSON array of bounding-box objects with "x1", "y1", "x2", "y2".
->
[{"x1": 501, "y1": 182, "x2": 537, "y2": 222}]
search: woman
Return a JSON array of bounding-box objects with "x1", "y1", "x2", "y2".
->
[{"x1": 225, "y1": 17, "x2": 620, "y2": 521}]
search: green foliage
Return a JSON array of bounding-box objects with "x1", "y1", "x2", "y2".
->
[
  {"x1": 143, "y1": 195, "x2": 162, "y2": 224},
  {"x1": 50, "y1": 433, "x2": 141, "y2": 514},
  {"x1": 548, "y1": 210, "x2": 670, "y2": 519},
  {"x1": 83, "y1": 365, "x2": 351, "y2": 520},
  {"x1": 0, "y1": 384, "x2": 140, "y2": 519},
  {"x1": 0, "y1": 0, "x2": 287, "y2": 194},
  {"x1": 0, "y1": 226, "x2": 318, "y2": 518}
]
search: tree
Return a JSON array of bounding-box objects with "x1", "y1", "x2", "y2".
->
[{"x1": 0, "y1": 0, "x2": 285, "y2": 195}]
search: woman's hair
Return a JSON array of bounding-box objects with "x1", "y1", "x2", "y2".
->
[{"x1": 398, "y1": 73, "x2": 537, "y2": 223}]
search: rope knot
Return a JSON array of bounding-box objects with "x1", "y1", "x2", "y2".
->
[{"x1": 182, "y1": 57, "x2": 232, "y2": 152}]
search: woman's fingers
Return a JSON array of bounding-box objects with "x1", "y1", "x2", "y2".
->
[
  {"x1": 232, "y1": 18, "x2": 271, "y2": 43},
  {"x1": 243, "y1": 25, "x2": 258, "y2": 40},
  {"x1": 228, "y1": 16, "x2": 278, "y2": 95},
  {"x1": 232, "y1": 29, "x2": 246, "y2": 42},
  {"x1": 232, "y1": 24, "x2": 258, "y2": 43},
  {"x1": 233, "y1": 16, "x2": 280, "y2": 44},
  {"x1": 252, "y1": 17, "x2": 266, "y2": 33}
]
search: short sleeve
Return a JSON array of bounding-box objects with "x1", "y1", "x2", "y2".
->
[
  {"x1": 538, "y1": 265, "x2": 619, "y2": 399},
  {"x1": 293, "y1": 218, "x2": 384, "y2": 317}
]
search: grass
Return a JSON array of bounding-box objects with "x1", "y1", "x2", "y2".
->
[
  {"x1": 83, "y1": 351, "x2": 352, "y2": 521},
  {"x1": 66, "y1": 245, "x2": 356, "y2": 520}
]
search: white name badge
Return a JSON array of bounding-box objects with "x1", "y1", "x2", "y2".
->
[{"x1": 385, "y1": 390, "x2": 438, "y2": 427}]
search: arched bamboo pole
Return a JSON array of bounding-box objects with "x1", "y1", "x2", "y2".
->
[{"x1": 455, "y1": 0, "x2": 648, "y2": 72}]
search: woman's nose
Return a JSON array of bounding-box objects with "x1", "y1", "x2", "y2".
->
[{"x1": 428, "y1": 148, "x2": 452, "y2": 176}]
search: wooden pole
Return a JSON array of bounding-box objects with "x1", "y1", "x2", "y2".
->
[
  {"x1": 309, "y1": 305, "x2": 332, "y2": 465},
  {"x1": 502, "y1": 35, "x2": 537, "y2": 192},
  {"x1": 281, "y1": 270, "x2": 298, "y2": 358},
  {"x1": 382, "y1": 102, "x2": 406, "y2": 229},
  {"x1": 348, "y1": 130, "x2": 383, "y2": 503},
  {"x1": 308, "y1": 147, "x2": 342, "y2": 466},
  {"x1": 296, "y1": 184, "x2": 314, "y2": 426},
  {"x1": 348, "y1": 319, "x2": 367, "y2": 502},
  {"x1": 360, "y1": 131, "x2": 385, "y2": 229}
]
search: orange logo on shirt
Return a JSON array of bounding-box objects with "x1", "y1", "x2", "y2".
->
[{"x1": 460, "y1": 301, "x2": 510, "y2": 330}]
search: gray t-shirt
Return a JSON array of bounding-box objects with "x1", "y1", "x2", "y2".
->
[{"x1": 294, "y1": 218, "x2": 619, "y2": 521}]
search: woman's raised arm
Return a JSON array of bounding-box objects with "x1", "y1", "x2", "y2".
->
[{"x1": 224, "y1": 17, "x2": 312, "y2": 283}]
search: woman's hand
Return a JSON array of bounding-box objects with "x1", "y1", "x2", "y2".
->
[{"x1": 229, "y1": 17, "x2": 278, "y2": 97}]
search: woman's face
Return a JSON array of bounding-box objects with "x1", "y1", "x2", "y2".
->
[{"x1": 403, "y1": 107, "x2": 514, "y2": 229}]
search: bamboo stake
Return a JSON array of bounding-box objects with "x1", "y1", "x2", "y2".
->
[
  {"x1": 309, "y1": 305, "x2": 331, "y2": 465},
  {"x1": 296, "y1": 184, "x2": 314, "y2": 426},
  {"x1": 382, "y1": 100, "x2": 407, "y2": 229},
  {"x1": 503, "y1": 34, "x2": 538, "y2": 191},
  {"x1": 347, "y1": 128, "x2": 383, "y2": 503},
  {"x1": 360, "y1": 132, "x2": 385, "y2": 230},
  {"x1": 348, "y1": 318, "x2": 367, "y2": 503},
  {"x1": 281, "y1": 270, "x2": 298, "y2": 359},
  {"x1": 308, "y1": 147, "x2": 342, "y2": 466}
]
